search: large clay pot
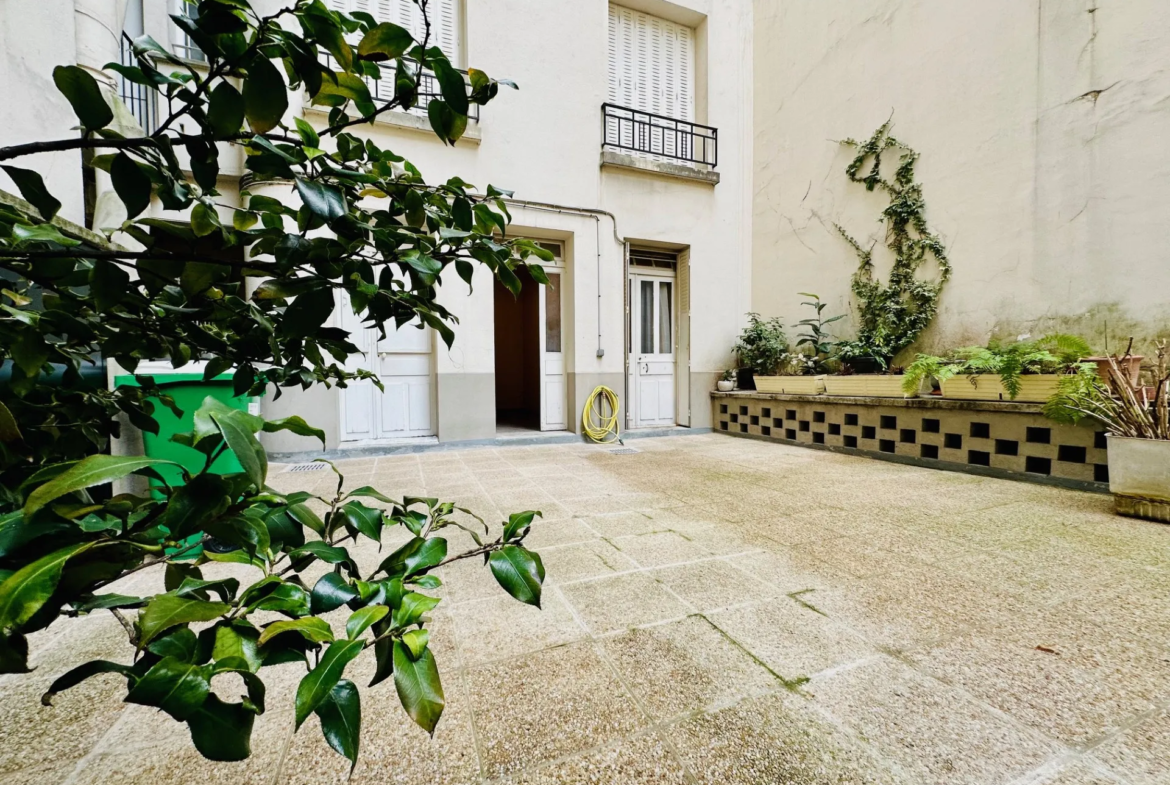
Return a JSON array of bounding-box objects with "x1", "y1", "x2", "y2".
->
[{"x1": 1085, "y1": 356, "x2": 1144, "y2": 387}]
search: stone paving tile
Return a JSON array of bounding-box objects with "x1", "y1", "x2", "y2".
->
[
  {"x1": 710, "y1": 596, "x2": 878, "y2": 681},
  {"x1": 1035, "y1": 760, "x2": 1133, "y2": 784},
  {"x1": 650, "y1": 557, "x2": 779, "y2": 612},
  {"x1": 466, "y1": 642, "x2": 646, "y2": 780},
  {"x1": 536, "y1": 538, "x2": 638, "y2": 584},
  {"x1": 600, "y1": 616, "x2": 780, "y2": 722},
  {"x1": 1091, "y1": 708, "x2": 1170, "y2": 784},
  {"x1": 450, "y1": 590, "x2": 586, "y2": 666},
  {"x1": 609, "y1": 530, "x2": 712, "y2": 567},
  {"x1": 811, "y1": 657, "x2": 1062, "y2": 784},
  {"x1": 559, "y1": 572, "x2": 691, "y2": 635},
  {"x1": 518, "y1": 517, "x2": 598, "y2": 550},
  {"x1": 503, "y1": 730, "x2": 689, "y2": 785},
  {"x1": 664, "y1": 690, "x2": 902, "y2": 785}
]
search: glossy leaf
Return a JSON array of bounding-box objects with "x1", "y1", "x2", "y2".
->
[
  {"x1": 345, "y1": 605, "x2": 387, "y2": 640},
  {"x1": 1, "y1": 165, "x2": 61, "y2": 220},
  {"x1": 295, "y1": 178, "x2": 347, "y2": 222},
  {"x1": 257, "y1": 617, "x2": 334, "y2": 647},
  {"x1": 316, "y1": 679, "x2": 361, "y2": 771},
  {"x1": 0, "y1": 543, "x2": 93, "y2": 630},
  {"x1": 187, "y1": 695, "x2": 257, "y2": 762},
  {"x1": 53, "y1": 65, "x2": 113, "y2": 130},
  {"x1": 357, "y1": 22, "x2": 413, "y2": 61},
  {"x1": 137, "y1": 595, "x2": 230, "y2": 649},
  {"x1": 294, "y1": 638, "x2": 364, "y2": 728},
  {"x1": 242, "y1": 56, "x2": 287, "y2": 133},
  {"x1": 310, "y1": 572, "x2": 358, "y2": 614},
  {"x1": 210, "y1": 410, "x2": 265, "y2": 488},
  {"x1": 393, "y1": 639, "x2": 444, "y2": 734},
  {"x1": 488, "y1": 546, "x2": 545, "y2": 608},
  {"x1": 125, "y1": 656, "x2": 210, "y2": 720},
  {"x1": 207, "y1": 81, "x2": 245, "y2": 136},
  {"x1": 23, "y1": 455, "x2": 176, "y2": 514},
  {"x1": 41, "y1": 660, "x2": 134, "y2": 705},
  {"x1": 111, "y1": 152, "x2": 152, "y2": 219}
]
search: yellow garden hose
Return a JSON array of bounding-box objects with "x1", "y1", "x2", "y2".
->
[{"x1": 582, "y1": 385, "x2": 623, "y2": 444}]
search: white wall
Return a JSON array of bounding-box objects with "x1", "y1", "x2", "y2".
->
[{"x1": 753, "y1": 0, "x2": 1170, "y2": 360}]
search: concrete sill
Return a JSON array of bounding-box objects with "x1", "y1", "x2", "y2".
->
[
  {"x1": 303, "y1": 102, "x2": 482, "y2": 145},
  {"x1": 600, "y1": 150, "x2": 719, "y2": 185}
]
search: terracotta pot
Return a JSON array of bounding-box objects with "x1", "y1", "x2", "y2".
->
[{"x1": 1085, "y1": 356, "x2": 1143, "y2": 388}]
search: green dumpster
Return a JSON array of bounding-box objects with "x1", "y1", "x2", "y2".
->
[{"x1": 113, "y1": 371, "x2": 259, "y2": 489}]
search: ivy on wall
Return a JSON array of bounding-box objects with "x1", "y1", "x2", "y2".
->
[{"x1": 835, "y1": 121, "x2": 951, "y2": 368}]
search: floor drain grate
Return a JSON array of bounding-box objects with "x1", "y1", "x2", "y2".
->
[
  {"x1": 285, "y1": 463, "x2": 327, "y2": 473},
  {"x1": 609, "y1": 447, "x2": 640, "y2": 455}
]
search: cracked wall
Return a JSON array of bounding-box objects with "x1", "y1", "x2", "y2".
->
[{"x1": 751, "y1": 0, "x2": 1170, "y2": 358}]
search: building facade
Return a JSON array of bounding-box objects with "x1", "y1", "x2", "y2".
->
[{"x1": 0, "y1": 0, "x2": 752, "y2": 453}]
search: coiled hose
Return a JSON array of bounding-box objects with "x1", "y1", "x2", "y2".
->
[{"x1": 582, "y1": 385, "x2": 622, "y2": 444}]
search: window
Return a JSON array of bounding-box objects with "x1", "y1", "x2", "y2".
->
[
  {"x1": 607, "y1": 5, "x2": 693, "y2": 121},
  {"x1": 172, "y1": 1, "x2": 206, "y2": 62},
  {"x1": 328, "y1": 0, "x2": 462, "y2": 65},
  {"x1": 545, "y1": 272, "x2": 561, "y2": 353}
]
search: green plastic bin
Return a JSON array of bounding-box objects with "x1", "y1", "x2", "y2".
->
[{"x1": 113, "y1": 372, "x2": 258, "y2": 488}]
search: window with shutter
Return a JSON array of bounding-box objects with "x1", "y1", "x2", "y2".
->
[
  {"x1": 606, "y1": 5, "x2": 693, "y2": 122},
  {"x1": 328, "y1": 0, "x2": 462, "y2": 66}
]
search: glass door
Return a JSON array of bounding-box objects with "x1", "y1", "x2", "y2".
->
[{"x1": 629, "y1": 273, "x2": 676, "y2": 427}]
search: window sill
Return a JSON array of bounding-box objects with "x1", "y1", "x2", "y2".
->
[
  {"x1": 303, "y1": 101, "x2": 482, "y2": 145},
  {"x1": 599, "y1": 150, "x2": 719, "y2": 185}
]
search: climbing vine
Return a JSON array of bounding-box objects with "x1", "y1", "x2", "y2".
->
[{"x1": 835, "y1": 122, "x2": 951, "y2": 369}]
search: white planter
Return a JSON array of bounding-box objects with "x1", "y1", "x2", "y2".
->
[
  {"x1": 753, "y1": 375, "x2": 825, "y2": 395},
  {"x1": 940, "y1": 374, "x2": 1062, "y2": 403},
  {"x1": 822, "y1": 375, "x2": 908, "y2": 398},
  {"x1": 716, "y1": 380, "x2": 735, "y2": 392},
  {"x1": 1107, "y1": 435, "x2": 1170, "y2": 522}
]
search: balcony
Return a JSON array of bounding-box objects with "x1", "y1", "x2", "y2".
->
[
  {"x1": 601, "y1": 103, "x2": 718, "y2": 184},
  {"x1": 318, "y1": 53, "x2": 479, "y2": 124}
]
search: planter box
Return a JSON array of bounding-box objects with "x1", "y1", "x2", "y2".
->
[
  {"x1": 823, "y1": 375, "x2": 908, "y2": 398},
  {"x1": 940, "y1": 374, "x2": 1062, "y2": 403},
  {"x1": 1107, "y1": 435, "x2": 1170, "y2": 523},
  {"x1": 754, "y1": 375, "x2": 825, "y2": 395}
]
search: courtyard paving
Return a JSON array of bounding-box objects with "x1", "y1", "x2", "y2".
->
[{"x1": 3, "y1": 433, "x2": 1170, "y2": 784}]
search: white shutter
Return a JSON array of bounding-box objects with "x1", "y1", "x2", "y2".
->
[{"x1": 606, "y1": 5, "x2": 693, "y2": 121}]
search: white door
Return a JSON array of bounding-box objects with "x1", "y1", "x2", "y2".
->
[
  {"x1": 629, "y1": 273, "x2": 676, "y2": 427},
  {"x1": 339, "y1": 294, "x2": 434, "y2": 442},
  {"x1": 540, "y1": 267, "x2": 566, "y2": 431}
]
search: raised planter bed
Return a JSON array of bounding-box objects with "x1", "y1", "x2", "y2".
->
[
  {"x1": 940, "y1": 374, "x2": 1062, "y2": 403},
  {"x1": 712, "y1": 390, "x2": 1107, "y2": 492},
  {"x1": 755, "y1": 375, "x2": 825, "y2": 395}
]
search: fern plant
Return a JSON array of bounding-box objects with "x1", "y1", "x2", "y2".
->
[{"x1": 902, "y1": 334, "x2": 1094, "y2": 399}]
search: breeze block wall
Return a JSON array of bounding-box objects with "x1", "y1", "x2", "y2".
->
[{"x1": 712, "y1": 392, "x2": 1108, "y2": 492}]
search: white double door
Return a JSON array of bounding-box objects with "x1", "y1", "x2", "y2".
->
[
  {"x1": 339, "y1": 294, "x2": 434, "y2": 442},
  {"x1": 629, "y1": 272, "x2": 676, "y2": 427}
]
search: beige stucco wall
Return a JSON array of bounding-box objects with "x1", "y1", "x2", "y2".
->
[{"x1": 753, "y1": 0, "x2": 1170, "y2": 361}]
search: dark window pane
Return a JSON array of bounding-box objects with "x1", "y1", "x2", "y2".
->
[
  {"x1": 545, "y1": 272, "x2": 561, "y2": 353},
  {"x1": 659, "y1": 281, "x2": 672, "y2": 353},
  {"x1": 640, "y1": 280, "x2": 653, "y2": 354}
]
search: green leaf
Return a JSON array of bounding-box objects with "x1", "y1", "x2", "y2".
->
[
  {"x1": 247, "y1": 582, "x2": 309, "y2": 616},
  {"x1": 311, "y1": 72, "x2": 371, "y2": 104},
  {"x1": 403, "y1": 188, "x2": 425, "y2": 227},
  {"x1": 90, "y1": 259, "x2": 130, "y2": 310},
  {"x1": 207, "y1": 80, "x2": 245, "y2": 136},
  {"x1": 187, "y1": 695, "x2": 257, "y2": 762},
  {"x1": 137, "y1": 595, "x2": 230, "y2": 649},
  {"x1": 316, "y1": 679, "x2": 361, "y2": 771},
  {"x1": 41, "y1": 660, "x2": 134, "y2": 705},
  {"x1": 210, "y1": 409, "x2": 265, "y2": 488},
  {"x1": 431, "y1": 59, "x2": 468, "y2": 116},
  {"x1": 53, "y1": 65, "x2": 113, "y2": 130},
  {"x1": 125, "y1": 656, "x2": 210, "y2": 720},
  {"x1": 310, "y1": 572, "x2": 358, "y2": 614},
  {"x1": 23, "y1": 455, "x2": 175, "y2": 515},
  {"x1": 295, "y1": 638, "x2": 364, "y2": 728},
  {"x1": 393, "y1": 639, "x2": 444, "y2": 734},
  {"x1": 401, "y1": 628, "x2": 428, "y2": 658},
  {"x1": 110, "y1": 152, "x2": 152, "y2": 219},
  {"x1": 0, "y1": 543, "x2": 93, "y2": 630},
  {"x1": 173, "y1": 577, "x2": 239, "y2": 603},
  {"x1": 160, "y1": 473, "x2": 232, "y2": 538},
  {"x1": 488, "y1": 546, "x2": 545, "y2": 608},
  {"x1": 287, "y1": 502, "x2": 325, "y2": 536},
  {"x1": 242, "y1": 56, "x2": 288, "y2": 134},
  {"x1": 0, "y1": 401, "x2": 20, "y2": 445},
  {"x1": 147, "y1": 628, "x2": 199, "y2": 662},
  {"x1": 1, "y1": 165, "x2": 61, "y2": 220},
  {"x1": 191, "y1": 202, "x2": 221, "y2": 237},
  {"x1": 377, "y1": 536, "x2": 446, "y2": 578},
  {"x1": 258, "y1": 617, "x2": 334, "y2": 647},
  {"x1": 282, "y1": 286, "x2": 335, "y2": 338},
  {"x1": 392, "y1": 592, "x2": 440, "y2": 628},
  {"x1": 75, "y1": 593, "x2": 145, "y2": 612},
  {"x1": 289, "y1": 541, "x2": 355, "y2": 570},
  {"x1": 259, "y1": 415, "x2": 326, "y2": 446},
  {"x1": 345, "y1": 486, "x2": 394, "y2": 504},
  {"x1": 293, "y1": 117, "x2": 320, "y2": 148},
  {"x1": 345, "y1": 605, "x2": 387, "y2": 640},
  {"x1": 295, "y1": 178, "x2": 347, "y2": 222},
  {"x1": 356, "y1": 22, "x2": 413, "y2": 61},
  {"x1": 503, "y1": 510, "x2": 540, "y2": 542},
  {"x1": 340, "y1": 501, "x2": 383, "y2": 542}
]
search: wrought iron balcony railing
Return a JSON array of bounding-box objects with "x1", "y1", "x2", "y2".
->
[
  {"x1": 119, "y1": 33, "x2": 159, "y2": 134},
  {"x1": 602, "y1": 103, "x2": 717, "y2": 168},
  {"x1": 319, "y1": 53, "x2": 479, "y2": 123}
]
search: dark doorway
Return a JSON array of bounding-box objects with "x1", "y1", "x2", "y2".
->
[{"x1": 494, "y1": 268, "x2": 540, "y2": 432}]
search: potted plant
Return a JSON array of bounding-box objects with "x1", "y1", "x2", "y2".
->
[
  {"x1": 1045, "y1": 343, "x2": 1170, "y2": 521},
  {"x1": 733, "y1": 313, "x2": 787, "y2": 391},
  {"x1": 906, "y1": 334, "x2": 1093, "y2": 402},
  {"x1": 716, "y1": 369, "x2": 736, "y2": 392},
  {"x1": 755, "y1": 294, "x2": 838, "y2": 395}
]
